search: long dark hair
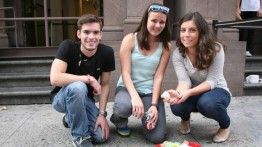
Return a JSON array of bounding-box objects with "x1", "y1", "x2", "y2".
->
[
  {"x1": 176, "y1": 12, "x2": 221, "y2": 70},
  {"x1": 134, "y1": 3, "x2": 171, "y2": 51}
]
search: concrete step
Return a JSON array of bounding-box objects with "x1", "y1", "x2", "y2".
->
[
  {"x1": 0, "y1": 72, "x2": 50, "y2": 88},
  {"x1": 0, "y1": 86, "x2": 53, "y2": 104},
  {"x1": 0, "y1": 59, "x2": 52, "y2": 73},
  {"x1": 0, "y1": 57, "x2": 53, "y2": 104},
  {"x1": 244, "y1": 67, "x2": 262, "y2": 77},
  {"x1": 244, "y1": 55, "x2": 262, "y2": 96},
  {"x1": 243, "y1": 83, "x2": 262, "y2": 96},
  {"x1": 0, "y1": 47, "x2": 56, "y2": 59},
  {"x1": 245, "y1": 56, "x2": 262, "y2": 68}
]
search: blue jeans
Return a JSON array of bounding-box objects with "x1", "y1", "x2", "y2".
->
[
  {"x1": 170, "y1": 88, "x2": 231, "y2": 129},
  {"x1": 110, "y1": 87, "x2": 167, "y2": 144},
  {"x1": 52, "y1": 81, "x2": 106, "y2": 143}
]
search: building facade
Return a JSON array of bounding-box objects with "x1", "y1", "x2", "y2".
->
[
  {"x1": 0, "y1": 0, "x2": 237, "y2": 47},
  {"x1": 0, "y1": 0, "x2": 250, "y2": 97}
]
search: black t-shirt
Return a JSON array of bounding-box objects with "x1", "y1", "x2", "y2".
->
[{"x1": 51, "y1": 39, "x2": 115, "y2": 99}]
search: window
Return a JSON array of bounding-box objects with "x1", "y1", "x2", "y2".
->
[{"x1": 0, "y1": 0, "x2": 103, "y2": 47}]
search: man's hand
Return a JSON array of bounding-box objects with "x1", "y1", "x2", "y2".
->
[
  {"x1": 94, "y1": 115, "x2": 110, "y2": 140},
  {"x1": 87, "y1": 75, "x2": 101, "y2": 95}
]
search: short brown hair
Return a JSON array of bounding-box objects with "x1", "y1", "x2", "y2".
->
[{"x1": 77, "y1": 14, "x2": 103, "y2": 31}]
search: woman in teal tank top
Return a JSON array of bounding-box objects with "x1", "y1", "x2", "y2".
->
[{"x1": 110, "y1": 3, "x2": 171, "y2": 144}]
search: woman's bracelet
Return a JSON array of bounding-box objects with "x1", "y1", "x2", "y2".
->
[{"x1": 151, "y1": 103, "x2": 158, "y2": 110}]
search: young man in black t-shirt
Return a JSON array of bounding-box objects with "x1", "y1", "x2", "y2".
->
[{"x1": 50, "y1": 14, "x2": 115, "y2": 147}]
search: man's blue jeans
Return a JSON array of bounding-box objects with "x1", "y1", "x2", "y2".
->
[
  {"x1": 52, "y1": 81, "x2": 106, "y2": 143},
  {"x1": 170, "y1": 88, "x2": 231, "y2": 129}
]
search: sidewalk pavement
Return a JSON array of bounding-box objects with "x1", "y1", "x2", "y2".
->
[{"x1": 0, "y1": 96, "x2": 261, "y2": 147}]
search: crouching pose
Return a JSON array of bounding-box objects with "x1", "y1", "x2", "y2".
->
[
  {"x1": 50, "y1": 14, "x2": 115, "y2": 147},
  {"x1": 110, "y1": 3, "x2": 171, "y2": 144},
  {"x1": 163, "y1": 12, "x2": 231, "y2": 143}
]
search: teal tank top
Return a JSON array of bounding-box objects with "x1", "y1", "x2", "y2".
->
[{"x1": 117, "y1": 33, "x2": 163, "y2": 94}]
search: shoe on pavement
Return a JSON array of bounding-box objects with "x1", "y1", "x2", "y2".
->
[
  {"x1": 246, "y1": 51, "x2": 252, "y2": 57},
  {"x1": 110, "y1": 114, "x2": 130, "y2": 137},
  {"x1": 180, "y1": 120, "x2": 190, "y2": 134},
  {"x1": 62, "y1": 114, "x2": 70, "y2": 128},
  {"x1": 117, "y1": 127, "x2": 130, "y2": 137},
  {"x1": 213, "y1": 128, "x2": 230, "y2": 143},
  {"x1": 73, "y1": 136, "x2": 93, "y2": 147}
]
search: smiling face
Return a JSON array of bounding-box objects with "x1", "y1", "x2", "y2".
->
[
  {"x1": 179, "y1": 20, "x2": 200, "y2": 50},
  {"x1": 147, "y1": 11, "x2": 167, "y2": 37},
  {"x1": 77, "y1": 22, "x2": 102, "y2": 51}
]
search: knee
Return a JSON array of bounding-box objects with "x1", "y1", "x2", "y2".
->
[
  {"x1": 68, "y1": 81, "x2": 87, "y2": 93},
  {"x1": 94, "y1": 136, "x2": 107, "y2": 144},
  {"x1": 144, "y1": 124, "x2": 166, "y2": 144},
  {"x1": 146, "y1": 133, "x2": 165, "y2": 144},
  {"x1": 67, "y1": 82, "x2": 87, "y2": 97},
  {"x1": 113, "y1": 101, "x2": 132, "y2": 117},
  {"x1": 197, "y1": 102, "x2": 217, "y2": 117},
  {"x1": 92, "y1": 127, "x2": 108, "y2": 143},
  {"x1": 170, "y1": 105, "x2": 185, "y2": 116},
  {"x1": 64, "y1": 82, "x2": 88, "y2": 106}
]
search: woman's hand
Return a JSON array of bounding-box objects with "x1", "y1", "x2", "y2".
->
[
  {"x1": 131, "y1": 96, "x2": 144, "y2": 119},
  {"x1": 176, "y1": 89, "x2": 191, "y2": 104},
  {"x1": 161, "y1": 89, "x2": 180, "y2": 105},
  {"x1": 146, "y1": 105, "x2": 158, "y2": 130}
]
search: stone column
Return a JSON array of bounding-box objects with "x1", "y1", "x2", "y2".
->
[
  {"x1": 0, "y1": 0, "x2": 9, "y2": 47},
  {"x1": 102, "y1": 0, "x2": 127, "y2": 41},
  {"x1": 102, "y1": 0, "x2": 163, "y2": 40},
  {"x1": 171, "y1": 0, "x2": 236, "y2": 40}
]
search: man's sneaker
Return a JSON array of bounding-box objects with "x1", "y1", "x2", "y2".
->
[
  {"x1": 117, "y1": 127, "x2": 130, "y2": 137},
  {"x1": 62, "y1": 114, "x2": 70, "y2": 128},
  {"x1": 72, "y1": 136, "x2": 93, "y2": 147},
  {"x1": 246, "y1": 51, "x2": 252, "y2": 57}
]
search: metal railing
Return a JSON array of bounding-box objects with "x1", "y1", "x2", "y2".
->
[{"x1": 212, "y1": 17, "x2": 262, "y2": 35}]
